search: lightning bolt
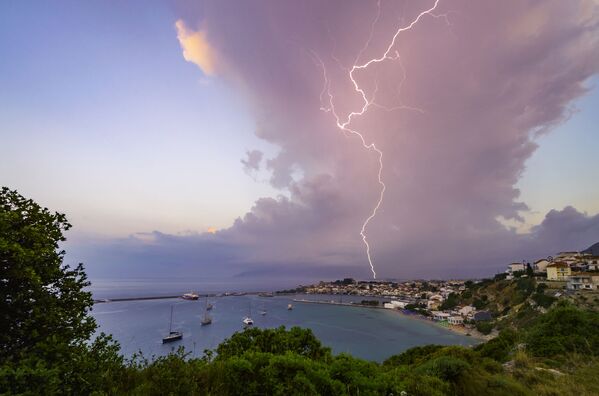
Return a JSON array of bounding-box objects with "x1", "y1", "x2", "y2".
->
[{"x1": 314, "y1": 0, "x2": 442, "y2": 279}]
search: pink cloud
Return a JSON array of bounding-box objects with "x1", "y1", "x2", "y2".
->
[{"x1": 100, "y1": 0, "x2": 599, "y2": 279}]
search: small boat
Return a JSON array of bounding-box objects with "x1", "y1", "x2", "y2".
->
[
  {"x1": 206, "y1": 303, "x2": 213, "y2": 311},
  {"x1": 243, "y1": 302, "x2": 254, "y2": 326},
  {"x1": 201, "y1": 297, "x2": 212, "y2": 326},
  {"x1": 260, "y1": 310, "x2": 267, "y2": 316},
  {"x1": 182, "y1": 291, "x2": 199, "y2": 300},
  {"x1": 162, "y1": 306, "x2": 183, "y2": 343},
  {"x1": 287, "y1": 304, "x2": 293, "y2": 310}
]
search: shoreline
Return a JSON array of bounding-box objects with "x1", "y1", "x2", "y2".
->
[{"x1": 293, "y1": 298, "x2": 489, "y2": 341}]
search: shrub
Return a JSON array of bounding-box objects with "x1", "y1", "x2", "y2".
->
[{"x1": 476, "y1": 321, "x2": 494, "y2": 335}]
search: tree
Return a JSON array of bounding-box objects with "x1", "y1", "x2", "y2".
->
[
  {"x1": 440, "y1": 293, "x2": 459, "y2": 310},
  {"x1": 0, "y1": 187, "x2": 121, "y2": 394},
  {"x1": 526, "y1": 263, "x2": 534, "y2": 277}
]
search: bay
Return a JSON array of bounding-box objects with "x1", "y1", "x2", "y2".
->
[{"x1": 91, "y1": 294, "x2": 479, "y2": 362}]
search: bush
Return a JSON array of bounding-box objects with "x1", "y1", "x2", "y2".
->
[
  {"x1": 526, "y1": 303, "x2": 599, "y2": 358},
  {"x1": 475, "y1": 329, "x2": 518, "y2": 362},
  {"x1": 531, "y1": 292, "x2": 556, "y2": 308},
  {"x1": 440, "y1": 293, "x2": 459, "y2": 310},
  {"x1": 476, "y1": 321, "x2": 494, "y2": 335},
  {"x1": 215, "y1": 326, "x2": 332, "y2": 361}
]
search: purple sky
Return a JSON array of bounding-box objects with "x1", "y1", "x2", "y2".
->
[{"x1": 2, "y1": 0, "x2": 599, "y2": 282}]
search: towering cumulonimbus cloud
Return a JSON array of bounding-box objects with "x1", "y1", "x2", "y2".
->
[{"x1": 151, "y1": 0, "x2": 599, "y2": 279}]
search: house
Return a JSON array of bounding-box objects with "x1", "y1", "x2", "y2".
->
[
  {"x1": 458, "y1": 305, "x2": 475, "y2": 317},
  {"x1": 507, "y1": 262, "x2": 526, "y2": 273},
  {"x1": 555, "y1": 251, "x2": 582, "y2": 266},
  {"x1": 585, "y1": 256, "x2": 599, "y2": 271},
  {"x1": 448, "y1": 316, "x2": 464, "y2": 325},
  {"x1": 431, "y1": 311, "x2": 451, "y2": 321},
  {"x1": 546, "y1": 262, "x2": 571, "y2": 281},
  {"x1": 567, "y1": 273, "x2": 599, "y2": 290},
  {"x1": 427, "y1": 295, "x2": 444, "y2": 310},
  {"x1": 534, "y1": 259, "x2": 551, "y2": 273},
  {"x1": 473, "y1": 311, "x2": 493, "y2": 322}
]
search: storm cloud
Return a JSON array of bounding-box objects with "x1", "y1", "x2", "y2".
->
[{"x1": 79, "y1": 0, "x2": 599, "y2": 280}]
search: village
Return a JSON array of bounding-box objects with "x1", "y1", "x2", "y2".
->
[{"x1": 293, "y1": 249, "x2": 599, "y2": 337}]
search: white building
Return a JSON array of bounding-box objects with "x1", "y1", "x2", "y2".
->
[
  {"x1": 567, "y1": 274, "x2": 599, "y2": 291},
  {"x1": 458, "y1": 305, "x2": 476, "y2": 317},
  {"x1": 585, "y1": 256, "x2": 599, "y2": 271},
  {"x1": 384, "y1": 301, "x2": 408, "y2": 309},
  {"x1": 448, "y1": 316, "x2": 464, "y2": 325},
  {"x1": 534, "y1": 259, "x2": 551, "y2": 272},
  {"x1": 507, "y1": 262, "x2": 526, "y2": 273},
  {"x1": 431, "y1": 311, "x2": 451, "y2": 321}
]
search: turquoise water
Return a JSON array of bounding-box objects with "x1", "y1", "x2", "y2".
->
[{"x1": 91, "y1": 294, "x2": 478, "y2": 362}]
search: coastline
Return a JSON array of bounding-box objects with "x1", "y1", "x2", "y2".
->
[{"x1": 293, "y1": 298, "x2": 489, "y2": 341}]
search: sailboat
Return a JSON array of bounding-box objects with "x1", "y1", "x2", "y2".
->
[
  {"x1": 162, "y1": 306, "x2": 183, "y2": 343},
  {"x1": 287, "y1": 303, "x2": 293, "y2": 310},
  {"x1": 201, "y1": 297, "x2": 212, "y2": 326},
  {"x1": 242, "y1": 301, "x2": 254, "y2": 326}
]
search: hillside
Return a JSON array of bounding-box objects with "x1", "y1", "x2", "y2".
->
[
  {"x1": 457, "y1": 274, "x2": 599, "y2": 331},
  {"x1": 582, "y1": 241, "x2": 599, "y2": 256}
]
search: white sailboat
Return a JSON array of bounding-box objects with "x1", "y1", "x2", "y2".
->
[
  {"x1": 201, "y1": 297, "x2": 212, "y2": 326},
  {"x1": 242, "y1": 302, "x2": 254, "y2": 326}
]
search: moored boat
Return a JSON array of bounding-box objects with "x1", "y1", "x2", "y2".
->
[
  {"x1": 201, "y1": 297, "x2": 212, "y2": 325},
  {"x1": 182, "y1": 291, "x2": 199, "y2": 300},
  {"x1": 243, "y1": 302, "x2": 254, "y2": 326},
  {"x1": 162, "y1": 306, "x2": 183, "y2": 343}
]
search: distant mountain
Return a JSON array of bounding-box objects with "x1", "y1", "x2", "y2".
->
[{"x1": 582, "y1": 242, "x2": 599, "y2": 256}]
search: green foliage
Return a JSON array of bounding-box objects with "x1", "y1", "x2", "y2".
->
[
  {"x1": 440, "y1": 293, "x2": 459, "y2": 310},
  {"x1": 516, "y1": 277, "x2": 535, "y2": 294},
  {"x1": 383, "y1": 345, "x2": 444, "y2": 366},
  {"x1": 494, "y1": 272, "x2": 508, "y2": 281},
  {"x1": 475, "y1": 329, "x2": 518, "y2": 362},
  {"x1": 531, "y1": 292, "x2": 556, "y2": 308},
  {"x1": 215, "y1": 326, "x2": 332, "y2": 362},
  {"x1": 476, "y1": 321, "x2": 494, "y2": 335},
  {"x1": 473, "y1": 297, "x2": 488, "y2": 310},
  {"x1": 526, "y1": 263, "x2": 534, "y2": 277},
  {"x1": 415, "y1": 355, "x2": 470, "y2": 381},
  {"x1": 0, "y1": 187, "x2": 122, "y2": 395},
  {"x1": 525, "y1": 302, "x2": 599, "y2": 358},
  {"x1": 0, "y1": 187, "x2": 96, "y2": 360}
]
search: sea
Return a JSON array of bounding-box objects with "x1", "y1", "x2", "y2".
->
[{"x1": 89, "y1": 279, "x2": 479, "y2": 363}]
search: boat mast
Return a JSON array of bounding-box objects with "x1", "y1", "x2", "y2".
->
[{"x1": 169, "y1": 306, "x2": 173, "y2": 333}]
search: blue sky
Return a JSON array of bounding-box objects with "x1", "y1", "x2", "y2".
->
[
  {"x1": 517, "y1": 78, "x2": 599, "y2": 228},
  {"x1": 0, "y1": 1, "x2": 278, "y2": 236}
]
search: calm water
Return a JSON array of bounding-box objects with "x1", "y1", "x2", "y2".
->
[{"x1": 91, "y1": 294, "x2": 479, "y2": 362}]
